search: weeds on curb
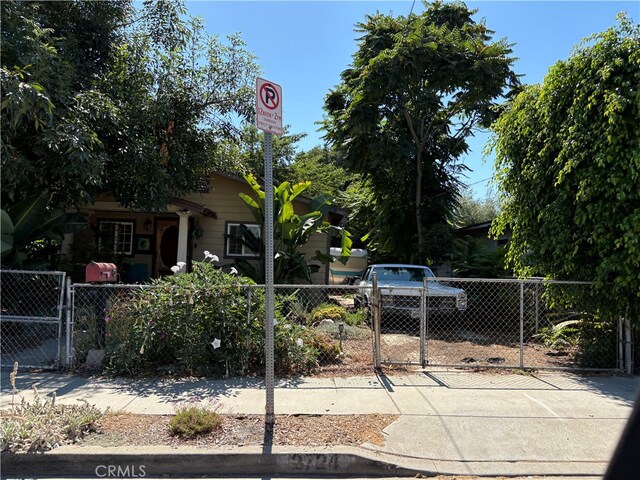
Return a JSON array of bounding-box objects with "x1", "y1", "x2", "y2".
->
[
  {"x1": 0, "y1": 362, "x2": 103, "y2": 453},
  {"x1": 168, "y1": 398, "x2": 223, "y2": 439}
]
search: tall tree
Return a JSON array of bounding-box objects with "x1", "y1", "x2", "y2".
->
[
  {"x1": 453, "y1": 190, "x2": 499, "y2": 228},
  {"x1": 323, "y1": 1, "x2": 518, "y2": 263},
  {"x1": 232, "y1": 124, "x2": 306, "y2": 184},
  {"x1": 289, "y1": 146, "x2": 356, "y2": 199},
  {"x1": 490, "y1": 16, "x2": 640, "y2": 316},
  {"x1": 1, "y1": 0, "x2": 129, "y2": 207},
  {"x1": 1, "y1": 0, "x2": 259, "y2": 211}
]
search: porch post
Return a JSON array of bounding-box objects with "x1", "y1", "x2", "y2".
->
[{"x1": 176, "y1": 210, "x2": 191, "y2": 272}]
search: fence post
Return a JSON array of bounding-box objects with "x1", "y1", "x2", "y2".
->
[
  {"x1": 618, "y1": 316, "x2": 624, "y2": 371},
  {"x1": 65, "y1": 278, "x2": 73, "y2": 369},
  {"x1": 535, "y1": 281, "x2": 540, "y2": 333},
  {"x1": 420, "y1": 278, "x2": 427, "y2": 368},
  {"x1": 372, "y1": 273, "x2": 381, "y2": 370},
  {"x1": 244, "y1": 288, "x2": 252, "y2": 375},
  {"x1": 625, "y1": 314, "x2": 633, "y2": 375},
  {"x1": 519, "y1": 281, "x2": 524, "y2": 369}
]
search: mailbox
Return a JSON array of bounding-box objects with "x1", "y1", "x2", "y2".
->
[{"x1": 85, "y1": 261, "x2": 118, "y2": 283}]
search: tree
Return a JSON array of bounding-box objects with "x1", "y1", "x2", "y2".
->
[
  {"x1": 1, "y1": 0, "x2": 129, "y2": 208},
  {"x1": 94, "y1": 2, "x2": 259, "y2": 210},
  {"x1": 453, "y1": 190, "x2": 499, "y2": 228},
  {"x1": 1, "y1": 193, "x2": 87, "y2": 269},
  {"x1": 451, "y1": 235, "x2": 505, "y2": 278},
  {"x1": 234, "y1": 174, "x2": 352, "y2": 284},
  {"x1": 1, "y1": 0, "x2": 259, "y2": 211},
  {"x1": 233, "y1": 124, "x2": 306, "y2": 184},
  {"x1": 289, "y1": 146, "x2": 355, "y2": 199},
  {"x1": 490, "y1": 16, "x2": 640, "y2": 317},
  {"x1": 323, "y1": 1, "x2": 518, "y2": 263}
]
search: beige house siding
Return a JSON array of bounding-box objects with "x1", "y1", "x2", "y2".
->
[
  {"x1": 183, "y1": 174, "x2": 329, "y2": 283},
  {"x1": 72, "y1": 173, "x2": 332, "y2": 284}
]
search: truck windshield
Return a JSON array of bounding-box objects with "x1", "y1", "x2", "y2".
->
[{"x1": 373, "y1": 266, "x2": 434, "y2": 282}]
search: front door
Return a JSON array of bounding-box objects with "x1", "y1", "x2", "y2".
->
[{"x1": 155, "y1": 218, "x2": 179, "y2": 277}]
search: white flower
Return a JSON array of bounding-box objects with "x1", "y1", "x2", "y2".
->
[
  {"x1": 273, "y1": 318, "x2": 278, "y2": 326},
  {"x1": 170, "y1": 266, "x2": 180, "y2": 274},
  {"x1": 204, "y1": 251, "x2": 219, "y2": 262},
  {"x1": 139, "y1": 345, "x2": 145, "y2": 355},
  {"x1": 230, "y1": 267, "x2": 238, "y2": 275},
  {"x1": 296, "y1": 338, "x2": 304, "y2": 347},
  {"x1": 211, "y1": 338, "x2": 221, "y2": 349},
  {"x1": 177, "y1": 261, "x2": 186, "y2": 268}
]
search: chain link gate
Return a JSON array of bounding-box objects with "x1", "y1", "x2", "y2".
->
[
  {"x1": 373, "y1": 276, "x2": 628, "y2": 372},
  {"x1": 0, "y1": 270, "x2": 66, "y2": 369}
]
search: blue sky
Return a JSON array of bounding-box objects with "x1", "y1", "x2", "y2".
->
[{"x1": 186, "y1": 1, "x2": 638, "y2": 197}]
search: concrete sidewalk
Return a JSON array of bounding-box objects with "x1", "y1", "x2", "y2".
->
[{"x1": 2, "y1": 369, "x2": 639, "y2": 477}]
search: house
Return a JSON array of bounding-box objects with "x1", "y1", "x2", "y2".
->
[
  {"x1": 453, "y1": 221, "x2": 511, "y2": 249},
  {"x1": 63, "y1": 172, "x2": 345, "y2": 284}
]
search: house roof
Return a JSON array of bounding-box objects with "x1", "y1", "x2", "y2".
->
[
  {"x1": 454, "y1": 221, "x2": 492, "y2": 233},
  {"x1": 169, "y1": 197, "x2": 217, "y2": 218}
]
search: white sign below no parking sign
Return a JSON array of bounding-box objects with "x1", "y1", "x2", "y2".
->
[{"x1": 256, "y1": 78, "x2": 283, "y2": 135}]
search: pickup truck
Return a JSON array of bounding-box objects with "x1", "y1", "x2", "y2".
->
[{"x1": 355, "y1": 264, "x2": 467, "y2": 318}]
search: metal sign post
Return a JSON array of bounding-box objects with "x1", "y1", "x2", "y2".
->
[
  {"x1": 256, "y1": 78, "x2": 282, "y2": 425},
  {"x1": 264, "y1": 132, "x2": 275, "y2": 424}
]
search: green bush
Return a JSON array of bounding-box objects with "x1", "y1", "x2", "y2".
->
[
  {"x1": 1, "y1": 366, "x2": 102, "y2": 453},
  {"x1": 103, "y1": 260, "x2": 341, "y2": 376},
  {"x1": 309, "y1": 303, "x2": 347, "y2": 324},
  {"x1": 168, "y1": 402, "x2": 222, "y2": 439},
  {"x1": 345, "y1": 308, "x2": 367, "y2": 326}
]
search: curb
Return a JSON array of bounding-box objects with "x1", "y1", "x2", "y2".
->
[{"x1": 1, "y1": 451, "x2": 434, "y2": 478}]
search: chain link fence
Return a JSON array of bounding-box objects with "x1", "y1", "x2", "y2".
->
[
  {"x1": 376, "y1": 277, "x2": 625, "y2": 371},
  {"x1": 0, "y1": 270, "x2": 66, "y2": 369},
  {"x1": 66, "y1": 278, "x2": 627, "y2": 375},
  {"x1": 69, "y1": 283, "x2": 372, "y2": 376}
]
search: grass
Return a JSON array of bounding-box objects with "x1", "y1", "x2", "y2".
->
[
  {"x1": 1, "y1": 363, "x2": 102, "y2": 453},
  {"x1": 168, "y1": 401, "x2": 223, "y2": 439}
]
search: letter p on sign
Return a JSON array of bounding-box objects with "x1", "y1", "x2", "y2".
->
[{"x1": 256, "y1": 78, "x2": 283, "y2": 135}]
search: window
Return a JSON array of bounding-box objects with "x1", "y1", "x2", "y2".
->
[
  {"x1": 99, "y1": 221, "x2": 134, "y2": 255},
  {"x1": 226, "y1": 223, "x2": 260, "y2": 257}
]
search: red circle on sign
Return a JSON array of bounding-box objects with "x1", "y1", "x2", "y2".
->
[{"x1": 259, "y1": 83, "x2": 279, "y2": 110}]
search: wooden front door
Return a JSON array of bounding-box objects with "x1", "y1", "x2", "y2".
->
[{"x1": 155, "y1": 218, "x2": 179, "y2": 277}]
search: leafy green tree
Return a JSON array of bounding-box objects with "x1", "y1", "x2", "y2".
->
[
  {"x1": 96, "y1": 3, "x2": 259, "y2": 210},
  {"x1": 453, "y1": 190, "x2": 499, "y2": 228},
  {"x1": 451, "y1": 235, "x2": 505, "y2": 278},
  {"x1": 233, "y1": 124, "x2": 306, "y2": 184},
  {"x1": 1, "y1": 0, "x2": 259, "y2": 211},
  {"x1": 1, "y1": 0, "x2": 129, "y2": 207},
  {"x1": 289, "y1": 146, "x2": 356, "y2": 199},
  {"x1": 323, "y1": 1, "x2": 518, "y2": 263},
  {"x1": 235, "y1": 174, "x2": 352, "y2": 284},
  {"x1": 490, "y1": 16, "x2": 640, "y2": 317},
  {"x1": 1, "y1": 193, "x2": 87, "y2": 269}
]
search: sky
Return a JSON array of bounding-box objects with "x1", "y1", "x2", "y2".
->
[{"x1": 186, "y1": 1, "x2": 638, "y2": 197}]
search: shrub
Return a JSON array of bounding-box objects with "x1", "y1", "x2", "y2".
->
[
  {"x1": 309, "y1": 303, "x2": 347, "y2": 324},
  {"x1": 345, "y1": 307, "x2": 367, "y2": 326},
  {"x1": 168, "y1": 401, "x2": 222, "y2": 439},
  {"x1": 104, "y1": 261, "x2": 263, "y2": 375},
  {"x1": 1, "y1": 364, "x2": 102, "y2": 453},
  {"x1": 102, "y1": 258, "x2": 342, "y2": 376}
]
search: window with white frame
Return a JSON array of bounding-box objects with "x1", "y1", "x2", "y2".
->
[
  {"x1": 99, "y1": 221, "x2": 134, "y2": 255},
  {"x1": 226, "y1": 223, "x2": 260, "y2": 257}
]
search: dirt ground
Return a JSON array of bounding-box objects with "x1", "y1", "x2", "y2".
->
[
  {"x1": 332, "y1": 329, "x2": 580, "y2": 375},
  {"x1": 81, "y1": 412, "x2": 398, "y2": 448}
]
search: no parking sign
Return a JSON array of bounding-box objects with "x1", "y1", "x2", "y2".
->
[{"x1": 256, "y1": 78, "x2": 283, "y2": 135}]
